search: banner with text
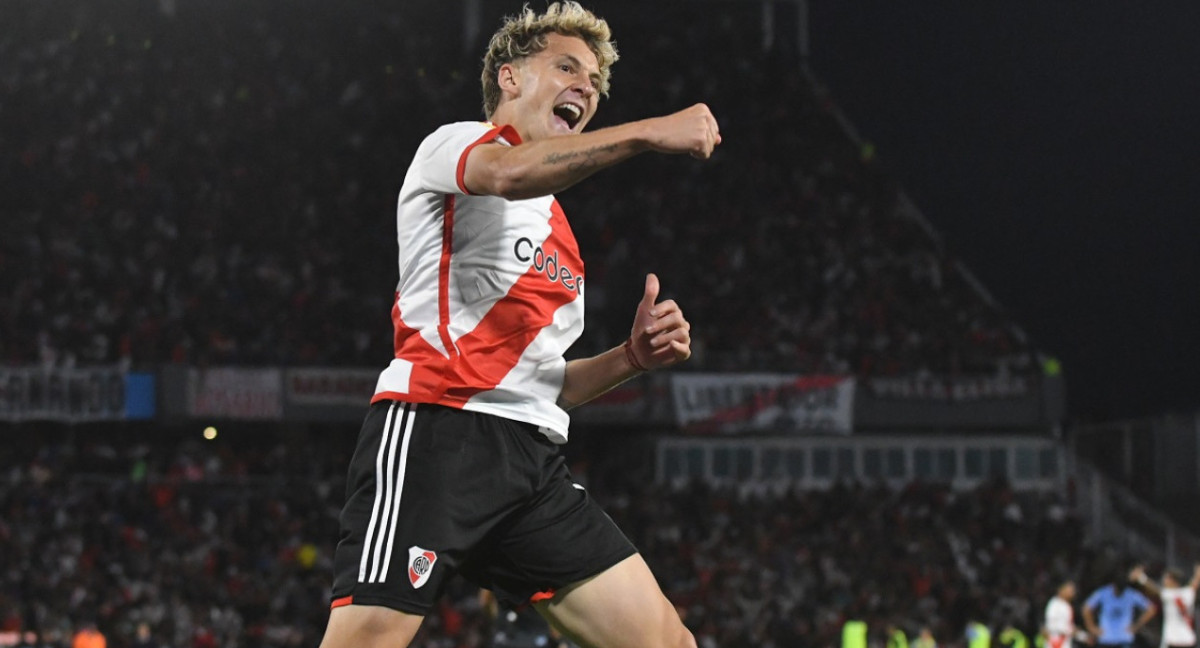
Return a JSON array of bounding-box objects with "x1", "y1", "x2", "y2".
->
[
  {"x1": 186, "y1": 368, "x2": 283, "y2": 419},
  {"x1": 0, "y1": 367, "x2": 154, "y2": 422},
  {"x1": 670, "y1": 373, "x2": 855, "y2": 434},
  {"x1": 867, "y1": 375, "x2": 1031, "y2": 401},
  {"x1": 285, "y1": 368, "x2": 378, "y2": 407},
  {"x1": 855, "y1": 373, "x2": 1059, "y2": 429}
]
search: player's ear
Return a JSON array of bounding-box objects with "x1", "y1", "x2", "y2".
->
[{"x1": 498, "y1": 63, "x2": 521, "y2": 97}]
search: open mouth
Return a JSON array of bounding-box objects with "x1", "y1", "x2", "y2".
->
[{"x1": 552, "y1": 102, "x2": 583, "y2": 130}]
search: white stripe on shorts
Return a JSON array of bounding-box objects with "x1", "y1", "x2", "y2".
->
[
  {"x1": 377, "y1": 404, "x2": 417, "y2": 582},
  {"x1": 357, "y1": 402, "x2": 417, "y2": 583}
]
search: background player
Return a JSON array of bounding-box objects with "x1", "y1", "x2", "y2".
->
[
  {"x1": 1082, "y1": 569, "x2": 1156, "y2": 648},
  {"x1": 1044, "y1": 580, "x2": 1083, "y2": 648},
  {"x1": 1132, "y1": 564, "x2": 1200, "y2": 648}
]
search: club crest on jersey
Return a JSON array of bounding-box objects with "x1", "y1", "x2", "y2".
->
[{"x1": 407, "y1": 546, "x2": 437, "y2": 589}]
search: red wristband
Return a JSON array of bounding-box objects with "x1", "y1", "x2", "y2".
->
[{"x1": 624, "y1": 337, "x2": 649, "y2": 373}]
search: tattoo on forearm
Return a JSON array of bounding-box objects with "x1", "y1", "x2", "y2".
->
[{"x1": 543, "y1": 143, "x2": 620, "y2": 172}]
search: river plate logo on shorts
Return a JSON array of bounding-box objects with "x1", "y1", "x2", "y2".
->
[{"x1": 408, "y1": 546, "x2": 437, "y2": 589}]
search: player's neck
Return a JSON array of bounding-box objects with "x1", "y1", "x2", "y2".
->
[{"x1": 488, "y1": 104, "x2": 526, "y2": 142}]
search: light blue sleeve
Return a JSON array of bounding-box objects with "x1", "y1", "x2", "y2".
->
[
  {"x1": 1132, "y1": 589, "x2": 1152, "y2": 610},
  {"x1": 1084, "y1": 588, "x2": 1105, "y2": 610}
]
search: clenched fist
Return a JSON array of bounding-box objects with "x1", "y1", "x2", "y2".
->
[{"x1": 643, "y1": 103, "x2": 722, "y2": 159}]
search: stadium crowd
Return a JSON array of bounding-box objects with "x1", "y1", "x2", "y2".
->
[
  {"x1": 0, "y1": 429, "x2": 1109, "y2": 648},
  {"x1": 1, "y1": 0, "x2": 1032, "y2": 378}
]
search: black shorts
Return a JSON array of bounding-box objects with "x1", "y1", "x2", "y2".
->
[{"x1": 329, "y1": 400, "x2": 637, "y2": 615}]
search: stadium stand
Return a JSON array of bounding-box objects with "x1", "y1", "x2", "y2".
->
[
  {"x1": 0, "y1": 0, "x2": 1032, "y2": 377},
  {"x1": 0, "y1": 429, "x2": 1100, "y2": 648}
]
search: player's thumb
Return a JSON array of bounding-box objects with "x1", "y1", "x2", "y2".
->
[{"x1": 641, "y1": 273, "x2": 660, "y2": 309}]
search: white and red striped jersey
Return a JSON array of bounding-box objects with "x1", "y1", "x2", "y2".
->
[
  {"x1": 1161, "y1": 587, "x2": 1196, "y2": 647},
  {"x1": 373, "y1": 121, "x2": 585, "y2": 443},
  {"x1": 1044, "y1": 596, "x2": 1075, "y2": 648}
]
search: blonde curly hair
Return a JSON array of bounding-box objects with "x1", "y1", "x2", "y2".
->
[{"x1": 481, "y1": 2, "x2": 619, "y2": 119}]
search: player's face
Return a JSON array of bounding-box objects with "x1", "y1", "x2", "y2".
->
[
  {"x1": 1061, "y1": 583, "x2": 1076, "y2": 600},
  {"x1": 507, "y1": 33, "x2": 600, "y2": 140}
]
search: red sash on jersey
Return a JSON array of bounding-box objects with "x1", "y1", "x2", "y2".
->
[
  {"x1": 1047, "y1": 635, "x2": 1066, "y2": 648},
  {"x1": 1175, "y1": 597, "x2": 1194, "y2": 628}
]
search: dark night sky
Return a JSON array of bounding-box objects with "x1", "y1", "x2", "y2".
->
[{"x1": 806, "y1": 1, "x2": 1200, "y2": 421}]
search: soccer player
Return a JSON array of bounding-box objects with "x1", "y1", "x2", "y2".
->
[
  {"x1": 1131, "y1": 564, "x2": 1200, "y2": 648},
  {"x1": 316, "y1": 3, "x2": 719, "y2": 648},
  {"x1": 1043, "y1": 580, "x2": 1080, "y2": 648},
  {"x1": 1082, "y1": 569, "x2": 1157, "y2": 648}
]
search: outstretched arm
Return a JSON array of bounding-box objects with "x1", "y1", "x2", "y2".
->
[
  {"x1": 1190, "y1": 564, "x2": 1200, "y2": 591},
  {"x1": 558, "y1": 273, "x2": 691, "y2": 410},
  {"x1": 463, "y1": 104, "x2": 721, "y2": 200},
  {"x1": 1132, "y1": 565, "x2": 1162, "y2": 596}
]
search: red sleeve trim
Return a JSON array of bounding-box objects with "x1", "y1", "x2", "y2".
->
[
  {"x1": 330, "y1": 596, "x2": 354, "y2": 609},
  {"x1": 455, "y1": 124, "x2": 523, "y2": 195},
  {"x1": 495, "y1": 124, "x2": 522, "y2": 145},
  {"x1": 529, "y1": 589, "x2": 556, "y2": 604}
]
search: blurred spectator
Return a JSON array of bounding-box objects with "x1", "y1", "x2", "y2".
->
[
  {"x1": 70, "y1": 624, "x2": 104, "y2": 648},
  {"x1": 128, "y1": 624, "x2": 155, "y2": 648}
]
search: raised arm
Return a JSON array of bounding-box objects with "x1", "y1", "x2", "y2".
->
[
  {"x1": 557, "y1": 273, "x2": 690, "y2": 410},
  {"x1": 1190, "y1": 564, "x2": 1200, "y2": 591},
  {"x1": 1132, "y1": 565, "x2": 1162, "y2": 596},
  {"x1": 463, "y1": 104, "x2": 720, "y2": 200}
]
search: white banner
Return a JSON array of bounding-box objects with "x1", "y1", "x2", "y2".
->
[
  {"x1": 0, "y1": 367, "x2": 128, "y2": 422},
  {"x1": 670, "y1": 373, "x2": 855, "y2": 434},
  {"x1": 285, "y1": 368, "x2": 378, "y2": 407},
  {"x1": 187, "y1": 368, "x2": 282, "y2": 419}
]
